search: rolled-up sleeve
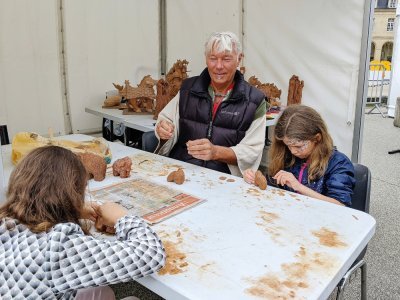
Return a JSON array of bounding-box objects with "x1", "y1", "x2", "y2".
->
[
  {"x1": 155, "y1": 93, "x2": 180, "y2": 156},
  {"x1": 230, "y1": 112, "x2": 266, "y2": 176}
]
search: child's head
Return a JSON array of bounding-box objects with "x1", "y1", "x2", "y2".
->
[
  {"x1": 269, "y1": 105, "x2": 333, "y2": 180},
  {"x1": 0, "y1": 146, "x2": 88, "y2": 232}
]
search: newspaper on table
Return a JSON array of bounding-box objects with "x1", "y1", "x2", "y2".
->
[{"x1": 88, "y1": 174, "x2": 205, "y2": 224}]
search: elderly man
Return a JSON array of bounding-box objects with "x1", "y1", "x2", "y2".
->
[{"x1": 155, "y1": 31, "x2": 266, "y2": 176}]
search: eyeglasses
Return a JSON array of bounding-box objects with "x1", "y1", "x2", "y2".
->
[{"x1": 283, "y1": 140, "x2": 310, "y2": 152}]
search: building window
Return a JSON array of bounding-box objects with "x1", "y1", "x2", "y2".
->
[
  {"x1": 370, "y1": 42, "x2": 376, "y2": 61},
  {"x1": 381, "y1": 42, "x2": 393, "y2": 61},
  {"x1": 388, "y1": 0, "x2": 397, "y2": 8},
  {"x1": 387, "y1": 18, "x2": 395, "y2": 31},
  {"x1": 377, "y1": 0, "x2": 389, "y2": 8}
]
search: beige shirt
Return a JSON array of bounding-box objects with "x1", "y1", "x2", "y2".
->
[{"x1": 155, "y1": 92, "x2": 266, "y2": 177}]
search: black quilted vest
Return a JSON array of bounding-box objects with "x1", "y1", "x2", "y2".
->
[{"x1": 169, "y1": 68, "x2": 265, "y2": 173}]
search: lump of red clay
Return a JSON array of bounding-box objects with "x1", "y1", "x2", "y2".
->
[
  {"x1": 77, "y1": 152, "x2": 107, "y2": 181},
  {"x1": 167, "y1": 168, "x2": 185, "y2": 185},
  {"x1": 255, "y1": 170, "x2": 267, "y2": 190},
  {"x1": 112, "y1": 156, "x2": 132, "y2": 178}
]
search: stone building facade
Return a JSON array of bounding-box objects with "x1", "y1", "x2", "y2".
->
[{"x1": 371, "y1": 0, "x2": 397, "y2": 61}]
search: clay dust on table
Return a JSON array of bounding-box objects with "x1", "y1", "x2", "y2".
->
[
  {"x1": 311, "y1": 227, "x2": 348, "y2": 248},
  {"x1": 158, "y1": 240, "x2": 188, "y2": 275},
  {"x1": 288, "y1": 193, "x2": 302, "y2": 201},
  {"x1": 271, "y1": 189, "x2": 286, "y2": 197},
  {"x1": 259, "y1": 211, "x2": 279, "y2": 223},
  {"x1": 247, "y1": 187, "x2": 262, "y2": 197},
  {"x1": 245, "y1": 246, "x2": 339, "y2": 299},
  {"x1": 255, "y1": 211, "x2": 282, "y2": 244},
  {"x1": 158, "y1": 230, "x2": 189, "y2": 275}
]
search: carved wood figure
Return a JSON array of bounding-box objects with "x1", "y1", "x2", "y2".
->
[
  {"x1": 287, "y1": 75, "x2": 304, "y2": 106},
  {"x1": 154, "y1": 59, "x2": 189, "y2": 119},
  {"x1": 114, "y1": 75, "x2": 157, "y2": 114},
  {"x1": 248, "y1": 75, "x2": 281, "y2": 107}
]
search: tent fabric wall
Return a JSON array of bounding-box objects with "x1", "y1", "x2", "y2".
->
[
  {"x1": 245, "y1": 0, "x2": 366, "y2": 157},
  {"x1": 0, "y1": 0, "x2": 370, "y2": 160},
  {"x1": 64, "y1": 0, "x2": 159, "y2": 133},
  {"x1": 166, "y1": 0, "x2": 241, "y2": 75},
  {"x1": 0, "y1": 0, "x2": 65, "y2": 138}
]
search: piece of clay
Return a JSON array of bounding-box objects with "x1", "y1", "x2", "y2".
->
[
  {"x1": 167, "y1": 172, "x2": 175, "y2": 182},
  {"x1": 77, "y1": 152, "x2": 107, "y2": 181},
  {"x1": 167, "y1": 168, "x2": 185, "y2": 185},
  {"x1": 174, "y1": 169, "x2": 185, "y2": 184},
  {"x1": 255, "y1": 170, "x2": 267, "y2": 190},
  {"x1": 112, "y1": 157, "x2": 132, "y2": 178}
]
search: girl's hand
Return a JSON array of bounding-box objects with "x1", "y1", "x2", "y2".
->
[
  {"x1": 93, "y1": 202, "x2": 128, "y2": 233},
  {"x1": 273, "y1": 170, "x2": 302, "y2": 191},
  {"x1": 243, "y1": 169, "x2": 256, "y2": 184},
  {"x1": 80, "y1": 201, "x2": 99, "y2": 222}
]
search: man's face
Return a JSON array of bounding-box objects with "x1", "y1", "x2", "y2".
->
[{"x1": 206, "y1": 49, "x2": 241, "y2": 88}]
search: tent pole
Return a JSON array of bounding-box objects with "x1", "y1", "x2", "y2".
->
[{"x1": 352, "y1": 0, "x2": 374, "y2": 162}]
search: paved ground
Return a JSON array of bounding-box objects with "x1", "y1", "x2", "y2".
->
[
  {"x1": 341, "y1": 113, "x2": 400, "y2": 300},
  {"x1": 112, "y1": 113, "x2": 400, "y2": 300}
]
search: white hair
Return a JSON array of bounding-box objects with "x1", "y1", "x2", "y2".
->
[{"x1": 204, "y1": 31, "x2": 242, "y2": 58}]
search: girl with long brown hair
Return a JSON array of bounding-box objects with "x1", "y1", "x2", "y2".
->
[
  {"x1": 0, "y1": 146, "x2": 165, "y2": 299},
  {"x1": 244, "y1": 105, "x2": 355, "y2": 206}
]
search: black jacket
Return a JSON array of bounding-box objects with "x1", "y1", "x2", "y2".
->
[{"x1": 169, "y1": 68, "x2": 265, "y2": 173}]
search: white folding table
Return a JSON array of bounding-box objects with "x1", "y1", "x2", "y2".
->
[{"x1": 1, "y1": 134, "x2": 376, "y2": 300}]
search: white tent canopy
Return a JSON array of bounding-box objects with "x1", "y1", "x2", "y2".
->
[{"x1": 0, "y1": 0, "x2": 372, "y2": 161}]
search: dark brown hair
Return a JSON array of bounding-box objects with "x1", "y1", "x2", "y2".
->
[
  {"x1": 268, "y1": 104, "x2": 334, "y2": 181},
  {"x1": 0, "y1": 146, "x2": 89, "y2": 233}
]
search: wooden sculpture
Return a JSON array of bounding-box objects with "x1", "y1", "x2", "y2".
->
[
  {"x1": 248, "y1": 75, "x2": 281, "y2": 107},
  {"x1": 287, "y1": 75, "x2": 304, "y2": 106},
  {"x1": 102, "y1": 93, "x2": 122, "y2": 108},
  {"x1": 154, "y1": 59, "x2": 189, "y2": 120},
  {"x1": 114, "y1": 75, "x2": 157, "y2": 114}
]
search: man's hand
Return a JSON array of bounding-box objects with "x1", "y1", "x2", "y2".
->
[
  {"x1": 156, "y1": 119, "x2": 174, "y2": 140},
  {"x1": 243, "y1": 169, "x2": 256, "y2": 184},
  {"x1": 187, "y1": 139, "x2": 216, "y2": 161},
  {"x1": 273, "y1": 170, "x2": 302, "y2": 191}
]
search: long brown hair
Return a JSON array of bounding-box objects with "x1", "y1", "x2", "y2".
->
[
  {"x1": 268, "y1": 105, "x2": 333, "y2": 181},
  {"x1": 0, "y1": 146, "x2": 89, "y2": 233}
]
